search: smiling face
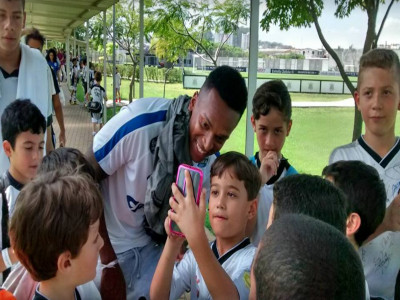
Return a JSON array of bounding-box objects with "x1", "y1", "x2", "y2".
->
[
  {"x1": 355, "y1": 67, "x2": 400, "y2": 140},
  {"x1": 70, "y1": 219, "x2": 103, "y2": 285},
  {"x1": 188, "y1": 88, "x2": 241, "y2": 162},
  {"x1": 0, "y1": 0, "x2": 25, "y2": 54},
  {"x1": 3, "y1": 130, "x2": 44, "y2": 184},
  {"x1": 209, "y1": 168, "x2": 257, "y2": 243},
  {"x1": 251, "y1": 107, "x2": 292, "y2": 160}
]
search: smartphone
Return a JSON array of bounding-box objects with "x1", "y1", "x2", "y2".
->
[{"x1": 170, "y1": 164, "x2": 204, "y2": 237}]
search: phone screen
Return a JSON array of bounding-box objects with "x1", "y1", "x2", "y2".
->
[{"x1": 171, "y1": 166, "x2": 203, "y2": 234}]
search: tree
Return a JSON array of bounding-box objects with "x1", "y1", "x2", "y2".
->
[
  {"x1": 260, "y1": 0, "x2": 398, "y2": 141},
  {"x1": 149, "y1": 0, "x2": 250, "y2": 66},
  {"x1": 91, "y1": 0, "x2": 153, "y2": 102}
]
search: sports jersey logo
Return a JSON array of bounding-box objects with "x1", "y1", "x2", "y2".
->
[
  {"x1": 149, "y1": 137, "x2": 158, "y2": 154},
  {"x1": 127, "y1": 195, "x2": 144, "y2": 212},
  {"x1": 196, "y1": 157, "x2": 209, "y2": 168}
]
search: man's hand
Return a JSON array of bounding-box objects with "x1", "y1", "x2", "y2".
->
[
  {"x1": 169, "y1": 170, "x2": 207, "y2": 244},
  {"x1": 259, "y1": 151, "x2": 279, "y2": 184},
  {"x1": 100, "y1": 264, "x2": 126, "y2": 300},
  {"x1": 59, "y1": 130, "x2": 66, "y2": 147}
]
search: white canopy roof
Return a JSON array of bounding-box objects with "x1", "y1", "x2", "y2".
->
[{"x1": 25, "y1": 0, "x2": 119, "y2": 41}]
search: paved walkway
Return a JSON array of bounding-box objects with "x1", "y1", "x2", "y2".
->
[{"x1": 52, "y1": 83, "x2": 94, "y2": 152}]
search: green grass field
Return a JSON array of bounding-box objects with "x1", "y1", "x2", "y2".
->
[{"x1": 99, "y1": 79, "x2": 399, "y2": 175}]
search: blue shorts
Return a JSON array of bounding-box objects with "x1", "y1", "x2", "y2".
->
[{"x1": 118, "y1": 242, "x2": 163, "y2": 300}]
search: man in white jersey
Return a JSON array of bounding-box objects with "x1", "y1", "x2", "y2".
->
[
  {"x1": 330, "y1": 48, "x2": 400, "y2": 300},
  {"x1": 89, "y1": 65, "x2": 248, "y2": 299},
  {"x1": 0, "y1": 0, "x2": 50, "y2": 174}
]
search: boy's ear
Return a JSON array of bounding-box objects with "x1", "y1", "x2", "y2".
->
[
  {"x1": 250, "y1": 115, "x2": 256, "y2": 131},
  {"x1": 188, "y1": 91, "x2": 199, "y2": 112},
  {"x1": 57, "y1": 251, "x2": 72, "y2": 274},
  {"x1": 3, "y1": 141, "x2": 13, "y2": 158},
  {"x1": 354, "y1": 90, "x2": 361, "y2": 111},
  {"x1": 248, "y1": 199, "x2": 258, "y2": 220},
  {"x1": 286, "y1": 120, "x2": 293, "y2": 136},
  {"x1": 346, "y1": 213, "x2": 361, "y2": 237}
]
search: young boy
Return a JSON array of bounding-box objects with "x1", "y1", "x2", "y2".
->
[
  {"x1": 70, "y1": 58, "x2": 78, "y2": 105},
  {"x1": 323, "y1": 160, "x2": 387, "y2": 299},
  {"x1": 322, "y1": 161, "x2": 387, "y2": 250},
  {"x1": 86, "y1": 72, "x2": 106, "y2": 136},
  {"x1": 150, "y1": 152, "x2": 261, "y2": 299},
  {"x1": 9, "y1": 171, "x2": 104, "y2": 300},
  {"x1": 2, "y1": 147, "x2": 102, "y2": 299},
  {"x1": 115, "y1": 67, "x2": 121, "y2": 102},
  {"x1": 254, "y1": 214, "x2": 365, "y2": 299},
  {"x1": 268, "y1": 174, "x2": 348, "y2": 233},
  {"x1": 329, "y1": 48, "x2": 400, "y2": 299},
  {"x1": 249, "y1": 174, "x2": 349, "y2": 300},
  {"x1": 0, "y1": 99, "x2": 46, "y2": 282},
  {"x1": 0, "y1": 0, "x2": 50, "y2": 175},
  {"x1": 249, "y1": 80, "x2": 297, "y2": 246}
]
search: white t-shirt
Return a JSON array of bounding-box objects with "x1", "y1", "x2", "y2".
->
[
  {"x1": 169, "y1": 238, "x2": 255, "y2": 300},
  {"x1": 330, "y1": 136, "x2": 400, "y2": 300},
  {"x1": 93, "y1": 97, "x2": 216, "y2": 254},
  {"x1": 115, "y1": 72, "x2": 121, "y2": 88},
  {"x1": 249, "y1": 153, "x2": 298, "y2": 246}
]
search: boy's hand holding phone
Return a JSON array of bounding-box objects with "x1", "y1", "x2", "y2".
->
[{"x1": 169, "y1": 170, "x2": 207, "y2": 244}]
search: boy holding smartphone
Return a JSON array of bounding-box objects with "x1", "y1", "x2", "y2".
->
[{"x1": 150, "y1": 152, "x2": 261, "y2": 300}]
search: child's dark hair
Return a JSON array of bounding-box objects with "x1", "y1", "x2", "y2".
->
[
  {"x1": 210, "y1": 151, "x2": 261, "y2": 200},
  {"x1": 252, "y1": 80, "x2": 292, "y2": 122},
  {"x1": 9, "y1": 171, "x2": 103, "y2": 281},
  {"x1": 25, "y1": 27, "x2": 45, "y2": 47},
  {"x1": 273, "y1": 174, "x2": 348, "y2": 233},
  {"x1": 38, "y1": 147, "x2": 96, "y2": 181},
  {"x1": 322, "y1": 160, "x2": 386, "y2": 247},
  {"x1": 254, "y1": 214, "x2": 365, "y2": 299},
  {"x1": 358, "y1": 48, "x2": 400, "y2": 88},
  {"x1": 1, "y1": 99, "x2": 46, "y2": 148},
  {"x1": 201, "y1": 66, "x2": 247, "y2": 117},
  {"x1": 94, "y1": 71, "x2": 102, "y2": 83}
]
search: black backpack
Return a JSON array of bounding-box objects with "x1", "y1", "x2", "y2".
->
[{"x1": 88, "y1": 101, "x2": 102, "y2": 113}]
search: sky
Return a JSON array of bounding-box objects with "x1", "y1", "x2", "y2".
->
[{"x1": 257, "y1": 1, "x2": 400, "y2": 49}]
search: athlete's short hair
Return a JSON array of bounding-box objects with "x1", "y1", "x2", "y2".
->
[
  {"x1": 25, "y1": 27, "x2": 45, "y2": 47},
  {"x1": 210, "y1": 151, "x2": 261, "y2": 201},
  {"x1": 358, "y1": 48, "x2": 400, "y2": 89},
  {"x1": 1, "y1": 99, "x2": 46, "y2": 148},
  {"x1": 200, "y1": 66, "x2": 247, "y2": 116},
  {"x1": 252, "y1": 80, "x2": 292, "y2": 122},
  {"x1": 9, "y1": 171, "x2": 103, "y2": 281},
  {"x1": 322, "y1": 160, "x2": 386, "y2": 246},
  {"x1": 272, "y1": 174, "x2": 348, "y2": 233},
  {"x1": 254, "y1": 214, "x2": 365, "y2": 299},
  {"x1": 38, "y1": 147, "x2": 96, "y2": 181}
]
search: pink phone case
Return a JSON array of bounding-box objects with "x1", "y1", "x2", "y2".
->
[{"x1": 170, "y1": 164, "x2": 204, "y2": 237}]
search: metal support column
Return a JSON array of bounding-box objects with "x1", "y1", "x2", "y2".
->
[
  {"x1": 139, "y1": 0, "x2": 144, "y2": 98},
  {"x1": 66, "y1": 35, "x2": 71, "y2": 88},
  {"x1": 103, "y1": 10, "x2": 107, "y2": 124},
  {"x1": 112, "y1": 4, "x2": 116, "y2": 115},
  {"x1": 245, "y1": 0, "x2": 259, "y2": 156}
]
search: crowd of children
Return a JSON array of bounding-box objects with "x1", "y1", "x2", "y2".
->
[{"x1": 0, "y1": 29, "x2": 399, "y2": 300}]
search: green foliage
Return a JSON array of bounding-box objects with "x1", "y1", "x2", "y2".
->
[
  {"x1": 275, "y1": 53, "x2": 305, "y2": 59},
  {"x1": 260, "y1": 0, "x2": 324, "y2": 32},
  {"x1": 149, "y1": 0, "x2": 250, "y2": 65}
]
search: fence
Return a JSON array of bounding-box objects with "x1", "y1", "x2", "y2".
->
[{"x1": 183, "y1": 74, "x2": 357, "y2": 94}]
